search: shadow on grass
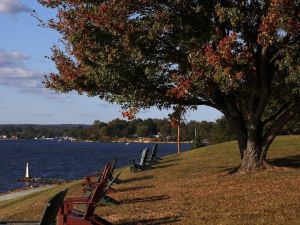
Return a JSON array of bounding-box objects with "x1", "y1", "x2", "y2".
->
[
  {"x1": 116, "y1": 215, "x2": 181, "y2": 225},
  {"x1": 158, "y1": 158, "x2": 180, "y2": 164},
  {"x1": 153, "y1": 164, "x2": 177, "y2": 170},
  {"x1": 268, "y1": 155, "x2": 300, "y2": 168},
  {"x1": 118, "y1": 185, "x2": 155, "y2": 192},
  {"x1": 122, "y1": 175, "x2": 154, "y2": 183},
  {"x1": 218, "y1": 154, "x2": 300, "y2": 174},
  {"x1": 0, "y1": 221, "x2": 39, "y2": 224},
  {"x1": 218, "y1": 166, "x2": 239, "y2": 174},
  {"x1": 121, "y1": 195, "x2": 170, "y2": 204}
]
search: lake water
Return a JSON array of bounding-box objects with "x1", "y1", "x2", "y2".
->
[{"x1": 0, "y1": 140, "x2": 190, "y2": 192}]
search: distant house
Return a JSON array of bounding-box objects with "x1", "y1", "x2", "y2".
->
[
  {"x1": 0, "y1": 135, "x2": 7, "y2": 139},
  {"x1": 149, "y1": 133, "x2": 160, "y2": 138},
  {"x1": 11, "y1": 136, "x2": 18, "y2": 140},
  {"x1": 202, "y1": 139, "x2": 210, "y2": 145}
]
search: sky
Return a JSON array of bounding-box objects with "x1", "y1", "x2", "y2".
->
[{"x1": 0, "y1": 0, "x2": 223, "y2": 124}]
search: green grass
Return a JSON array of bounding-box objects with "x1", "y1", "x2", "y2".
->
[{"x1": 0, "y1": 135, "x2": 299, "y2": 224}]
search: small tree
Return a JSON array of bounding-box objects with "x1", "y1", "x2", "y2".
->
[{"x1": 39, "y1": 0, "x2": 300, "y2": 173}]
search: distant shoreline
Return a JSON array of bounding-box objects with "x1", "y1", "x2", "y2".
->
[{"x1": 0, "y1": 139, "x2": 192, "y2": 144}]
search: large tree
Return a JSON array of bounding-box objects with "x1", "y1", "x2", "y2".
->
[{"x1": 39, "y1": 0, "x2": 300, "y2": 173}]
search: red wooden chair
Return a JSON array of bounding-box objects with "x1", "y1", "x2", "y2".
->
[{"x1": 57, "y1": 164, "x2": 112, "y2": 225}]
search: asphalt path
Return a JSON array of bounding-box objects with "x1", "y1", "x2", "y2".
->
[{"x1": 0, "y1": 186, "x2": 53, "y2": 203}]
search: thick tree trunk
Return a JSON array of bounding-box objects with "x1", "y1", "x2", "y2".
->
[
  {"x1": 238, "y1": 134, "x2": 267, "y2": 173},
  {"x1": 238, "y1": 143, "x2": 263, "y2": 173},
  {"x1": 236, "y1": 132, "x2": 247, "y2": 159}
]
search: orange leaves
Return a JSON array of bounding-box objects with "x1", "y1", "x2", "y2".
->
[
  {"x1": 218, "y1": 32, "x2": 237, "y2": 61},
  {"x1": 166, "y1": 73, "x2": 192, "y2": 100},
  {"x1": 189, "y1": 31, "x2": 253, "y2": 91},
  {"x1": 258, "y1": 0, "x2": 300, "y2": 46},
  {"x1": 169, "y1": 105, "x2": 187, "y2": 127},
  {"x1": 122, "y1": 107, "x2": 139, "y2": 121},
  {"x1": 51, "y1": 48, "x2": 86, "y2": 84},
  {"x1": 235, "y1": 71, "x2": 245, "y2": 81},
  {"x1": 99, "y1": 3, "x2": 108, "y2": 14},
  {"x1": 202, "y1": 32, "x2": 237, "y2": 69},
  {"x1": 204, "y1": 44, "x2": 220, "y2": 67}
]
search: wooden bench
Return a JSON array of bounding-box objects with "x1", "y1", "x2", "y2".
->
[
  {"x1": 56, "y1": 164, "x2": 113, "y2": 225},
  {"x1": 129, "y1": 148, "x2": 152, "y2": 172},
  {"x1": 0, "y1": 189, "x2": 68, "y2": 225}
]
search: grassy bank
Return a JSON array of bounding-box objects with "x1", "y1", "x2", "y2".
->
[{"x1": 0, "y1": 135, "x2": 299, "y2": 224}]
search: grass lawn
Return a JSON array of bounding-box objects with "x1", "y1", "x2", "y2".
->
[{"x1": 0, "y1": 135, "x2": 299, "y2": 224}]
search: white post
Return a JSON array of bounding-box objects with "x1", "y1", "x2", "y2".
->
[{"x1": 25, "y1": 162, "x2": 30, "y2": 179}]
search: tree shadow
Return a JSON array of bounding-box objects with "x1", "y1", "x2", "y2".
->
[
  {"x1": 218, "y1": 166, "x2": 239, "y2": 174},
  {"x1": 118, "y1": 185, "x2": 155, "y2": 192},
  {"x1": 122, "y1": 175, "x2": 154, "y2": 183},
  {"x1": 217, "y1": 154, "x2": 300, "y2": 174},
  {"x1": 121, "y1": 195, "x2": 170, "y2": 204},
  {"x1": 115, "y1": 215, "x2": 182, "y2": 225},
  {"x1": 268, "y1": 155, "x2": 300, "y2": 168}
]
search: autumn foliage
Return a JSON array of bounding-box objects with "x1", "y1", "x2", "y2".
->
[{"x1": 39, "y1": 0, "x2": 300, "y2": 172}]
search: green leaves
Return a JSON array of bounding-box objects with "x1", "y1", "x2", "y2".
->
[{"x1": 40, "y1": 0, "x2": 299, "y2": 118}]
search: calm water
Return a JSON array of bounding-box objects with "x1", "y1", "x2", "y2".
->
[{"x1": 0, "y1": 140, "x2": 190, "y2": 192}]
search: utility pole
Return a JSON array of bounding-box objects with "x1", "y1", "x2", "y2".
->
[{"x1": 177, "y1": 124, "x2": 181, "y2": 155}]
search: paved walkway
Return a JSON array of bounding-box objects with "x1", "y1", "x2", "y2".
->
[{"x1": 0, "y1": 186, "x2": 53, "y2": 203}]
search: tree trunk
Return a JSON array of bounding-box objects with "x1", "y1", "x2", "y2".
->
[
  {"x1": 238, "y1": 138, "x2": 266, "y2": 173},
  {"x1": 237, "y1": 132, "x2": 247, "y2": 159}
]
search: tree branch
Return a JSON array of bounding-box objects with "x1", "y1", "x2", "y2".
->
[
  {"x1": 262, "y1": 99, "x2": 300, "y2": 154},
  {"x1": 253, "y1": 46, "x2": 269, "y2": 123},
  {"x1": 262, "y1": 101, "x2": 291, "y2": 125}
]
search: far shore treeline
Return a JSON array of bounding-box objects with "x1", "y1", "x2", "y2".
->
[{"x1": 0, "y1": 115, "x2": 299, "y2": 145}]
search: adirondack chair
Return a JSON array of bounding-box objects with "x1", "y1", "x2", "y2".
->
[
  {"x1": 81, "y1": 177, "x2": 119, "y2": 207},
  {"x1": 83, "y1": 159, "x2": 122, "y2": 186},
  {"x1": 148, "y1": 143, "x2": 160, "y2": 163},
  {"x1": 57, "y1": 164, "x2": 112, "y2": 225},
  {"x1": 129, "y1": 148, "x2": 152, "y2": 172},
  {"x1": 0, "y1": 189, "x2": 67, "y2": 225},
  {"x1": 82, "y1": 163, "x2": 119, "y2": 206},
  {"x1": 108, "y1": 159, "x2": 122, "y2": 184}
]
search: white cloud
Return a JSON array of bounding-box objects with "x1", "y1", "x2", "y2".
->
[
  {"x1": 0, "y1": 49, "x2": 74, "y2": 101},
  {"x1": 0, "y1": 49, "x2": 29, "y2": 66},
  {"x1": 0, "y1": 67, "x2": 39, "y2": 78},
  {"x1": 0, "y1": 49, "x2": 45, "y2": 93},
  {"x1": 0, "y1": 0, "x2": 30, "y2": 14}
]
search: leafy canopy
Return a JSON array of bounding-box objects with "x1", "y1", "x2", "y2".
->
[{"x1": 39, "y1": 0, "x2": 300, "y2": 121}]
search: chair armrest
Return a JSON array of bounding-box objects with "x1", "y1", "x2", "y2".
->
[{"x1": 65, "y1": 197, "x2": 89, "y2": 203}]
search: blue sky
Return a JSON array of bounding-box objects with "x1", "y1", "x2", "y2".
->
[{"x1": 0, "y1": 0, "x2": 222, "y2": 124}]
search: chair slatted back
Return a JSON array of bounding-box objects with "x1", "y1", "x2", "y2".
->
[
  {"x1": 139, "y1": 148, "x2": 149, "y2": 166},
  {"x1": 149, "y1": 143, "x2": 158, "y2": 161},
  {"x1": 83, "y1": 163, "x2": 111, "y2": 219},
  {"x1": 39, "y1": 189, "x2": 68, "y2": 225}
]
